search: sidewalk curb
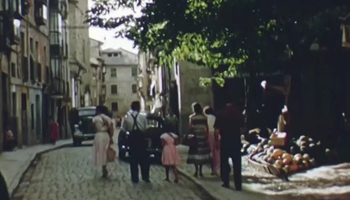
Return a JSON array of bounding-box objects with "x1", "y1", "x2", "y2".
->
[
  {"x1": 177, "y1": 167, "x2": 222, "y2": 200},
  {"x1": 10, "y1": 143, "x2": 72, "y2": 197}
]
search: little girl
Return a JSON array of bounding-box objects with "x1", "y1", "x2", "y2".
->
[{"x1": 160, "y1": 124, "x2": 180, "y2": 182}]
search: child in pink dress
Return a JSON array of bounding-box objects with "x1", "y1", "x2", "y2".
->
[{"x1": 160, "y1": 124, "x2": 180, "y2": 182}]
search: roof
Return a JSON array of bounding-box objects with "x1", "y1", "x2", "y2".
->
[
  {"x1": 90, "y1": 57, "x2": 100, "y2": 66},
  {"x1": 101, "y1": 48, "x2": 138, "y2": 66}
]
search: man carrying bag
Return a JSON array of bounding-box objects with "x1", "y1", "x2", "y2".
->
[{"x1": 121, "y1": 101, "x2": 150, "y2": 183}]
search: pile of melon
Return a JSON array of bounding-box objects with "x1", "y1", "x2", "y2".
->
[{"x1": 264, "y1": 148, "x2": 317, "y2": 174}]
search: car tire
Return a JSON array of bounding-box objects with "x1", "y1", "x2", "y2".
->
[{"x1": 73, "y1": 139, "x2": 82, "y2": 146}]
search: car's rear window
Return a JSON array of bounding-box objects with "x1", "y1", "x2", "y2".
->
[
  {"x1": 147, "y1": 119, "x2": 161, "y2": 128},
  {"x1": 78, "y1": 109, "x2": 96, "y2": 116}
]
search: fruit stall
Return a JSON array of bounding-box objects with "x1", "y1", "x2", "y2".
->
[{"x1": 241, "y1": 128, "x2": 337, "y2": 181}]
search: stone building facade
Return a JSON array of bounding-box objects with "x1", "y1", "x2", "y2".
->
[
  {"x1": 9, "y1": 0, "x2": 50, "y2": 146},
  {"x1": 68, "y1": 0, "x2": 90, "y2": 108},
  {"x1": 102, "y1": 48, "x2": 138, "y2": 116},
  {"x1": 138, "y1": 53, "x2": 213, "y2": 137},
  {"x1": 174, "y1": 61, "x2": 214, "y2": 136}
]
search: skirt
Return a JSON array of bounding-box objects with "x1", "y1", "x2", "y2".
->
[{"x1": 92, "y1": 132, "x2": 110, "y2": 167}]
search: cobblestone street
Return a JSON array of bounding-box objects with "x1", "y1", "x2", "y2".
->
[{"x1": 12, "y1": 146, "x2": 213, "y2": 200}]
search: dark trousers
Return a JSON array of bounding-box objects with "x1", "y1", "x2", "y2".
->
[
  {"x1": 0, "y1": 170, "x2": 10, "y2": 200},
  {"x1": 220, "y1": 146, "x2": 242, "y2": 190},
  {"x1": 129, "y1": 149, "x2": 150, "y2": 182}
]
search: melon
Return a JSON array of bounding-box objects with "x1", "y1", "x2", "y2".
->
[
  {"x1": 272, "y1": 149, "x2": 283, "y2": 159},
  {"x1": 282, "y1": 158, "x2": 291, "y2": 165},
  {"x1": 303, "y1": 154, "x2": 310, "y2": 161}
]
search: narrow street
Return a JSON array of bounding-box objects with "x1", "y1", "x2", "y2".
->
[{"x1": 12, "y1": 146, "x2": 213, "y2": 200}]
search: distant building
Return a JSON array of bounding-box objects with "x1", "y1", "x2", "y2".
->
[
  {"x1": 89, "y1": 38, "x2": 105, "y2": 106},
  {"x1": 138, "y1": 51, "x2": 213, "y2": 137},
  {"x1": 101, "y1": 48, "x2": 139, "y2": 116}
]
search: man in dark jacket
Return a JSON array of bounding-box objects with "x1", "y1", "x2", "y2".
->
[
  {"x1": 214, "y1": 102, "x2": 244, "y2": 190},
  {"x1": 0, "y1": 170, "x2": 10, "y2": 200}
]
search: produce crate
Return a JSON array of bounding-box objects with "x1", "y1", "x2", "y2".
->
[{"x1": 247, "y1": 153, "x2": 289, "y2": 181}]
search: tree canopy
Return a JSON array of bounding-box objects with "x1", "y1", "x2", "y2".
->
[{"x1": 87, "y1": 0, "x2": 350, "y2": 85}]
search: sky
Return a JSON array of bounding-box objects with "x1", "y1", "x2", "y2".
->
[{"x1": 88, "y1": 0, "x2": 140, "y2": 53}]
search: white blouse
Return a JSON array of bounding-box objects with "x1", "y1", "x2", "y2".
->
[{"x1": 207, "y1": 115, "x2": 216, "y2": 132}]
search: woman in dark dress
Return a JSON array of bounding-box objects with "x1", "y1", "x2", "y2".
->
[{"x1": 187, "y1": 103, "x2": 212, "y2": 177}]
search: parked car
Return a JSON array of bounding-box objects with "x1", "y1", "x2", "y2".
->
[
  {"x1": 118, "y1": 114, "x2": 164, "y2": 159},
  {"x1": 71, "y1": 106, "x2": 97, "y2": 146}
]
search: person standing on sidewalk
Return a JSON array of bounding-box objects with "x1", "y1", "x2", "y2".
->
[
  {"x1": 214, "y1": 102, "x2": 244, "y2": 190},
  {"x1": 186, "y1": 103, "x2": 212, "y2": 177},
  {"x1": 204, "y1": 106, "x2": 220, "y2": 175},
  {"x1": 122, "y1": 101, "x2": 150, "y2": 183},
  {"x1": 50, "y1": 118, "x2": 59, "y2": 144}
]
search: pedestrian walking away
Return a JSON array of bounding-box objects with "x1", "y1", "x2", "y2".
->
[
  {"x1": 91, "y1": 105, "x2": 115, "y2": 178},
  {"x1": 214, "y1": 102, "x2": 244, "y2": 190},
  {"x1": 186, "y1": 102, "x2": 212, "y2": 177},
  {"x1": 160, "y1": 123, "x2": 181, "y2": 182},
  {"x1": 122, "y1": 101, "x2": 150, "y2": 183}
]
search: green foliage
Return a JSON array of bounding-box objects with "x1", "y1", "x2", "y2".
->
[{"x1": 87, "y1": 0, "x2": 350, "y2": 86}]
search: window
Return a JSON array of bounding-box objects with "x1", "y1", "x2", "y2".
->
[
  {"x1": 42, "y1": 5, "x2": 48, "y2": 20},
  {"x1": 131, "y1": 67, "x2": 137, "y2": 76},
  {"x1": 1, "y1": 0, "x2": 9, "y2": 11},
  {"x1": 31, "y1": 104, "x2": 34, "y2": 128},
  {"x1": 58, "y1": 15, "x2": 62, "y2": 33},
  {"x1": 20, "y1": 32, "x2": 25, "y2": 53},
  {"x1": 111, "y1": 102, "x2": 118, "y2": 111},
  {"x1": 110, "y1": 68, "x2": 117, "y2": 77},
  {"x1": 37, "y1": 63, "x2": 42, "y2": 82},
  {"x1": 12, "y1": 93, "x2": 16, "y2": 116},
  {"x1": 11, "y1": 63, "x2": 16, "y2": 77},
  {"x1": 113, "y1": 53, "x2": 118, "y2": 56},
  {"x1": 35, "y1": 41, "x2": 38, "y2": 56},
  {"x1": 13, "y1": 19, "x2": 20, "y2": 38},
  {"x1": 132, "y1": 84, "x2": 137, "y2": 93},
  {"x1": 108, "y1": 53, "x2": 112, "y2": 57},
  {"x1": 43, "y1": 46, "x2": 46, "y2": 61},
  {"x1": 30, "y1": 37, "x2": 33, "y2": 52},
  {"x1": 111, "y1": 85, "x2": 118, "y2": 94}
]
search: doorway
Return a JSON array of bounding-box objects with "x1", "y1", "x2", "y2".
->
[
  {"x1": 35, "y1": 95, "x2": 41, "y2": 141},
  {"x1": 21, "y1": 93, "x2": 28, "y2": 145}
]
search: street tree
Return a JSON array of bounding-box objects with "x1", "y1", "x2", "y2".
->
[{"x1": 87, "y1": 0, "x2": 350, "y2": 84}]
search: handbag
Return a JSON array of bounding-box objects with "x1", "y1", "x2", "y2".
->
[{"x1": 107, "y1": 144, "x2": 116, "y2": 162}]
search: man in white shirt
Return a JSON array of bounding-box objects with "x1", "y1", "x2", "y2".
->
[{"x1": 121, "y1": 101, "x2": 150, "y2": 183}]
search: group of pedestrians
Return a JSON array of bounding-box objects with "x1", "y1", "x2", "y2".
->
[
  {"x1": 91, "y1": 100, "x2": 244, "y2": 190},
  {"x1": 186, "y1": 102, "x2": 244, "y2": 190}
]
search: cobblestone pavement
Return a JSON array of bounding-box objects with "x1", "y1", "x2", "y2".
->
[{"x1": 13, "y1": 146, "x2": 213, "y2": 200}]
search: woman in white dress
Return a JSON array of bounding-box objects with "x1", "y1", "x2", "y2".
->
[{"x1": 92, "y1": 106, "x2": 114, "y2": 178}]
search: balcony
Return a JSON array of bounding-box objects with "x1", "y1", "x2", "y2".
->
[
  {"x1": 34, "y1": 4, "x2": 48, "y2": 26},
  {"x1": 14, "y1": 0, "x2": 26, "y2": 19}
]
